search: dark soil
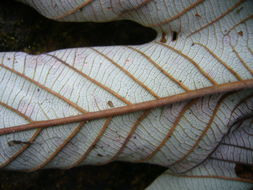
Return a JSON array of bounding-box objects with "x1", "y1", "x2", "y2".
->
[
  {"x1": 0, "y1": 162, "x2": 166, "y2": 190},
  {"x1": 0, "y1": 0, "x2": 156, "y2": 54}
]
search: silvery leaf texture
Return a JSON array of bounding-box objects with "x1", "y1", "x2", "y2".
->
[{"x1": 1, "y1": 0, "x2": 253, "y2": 189}]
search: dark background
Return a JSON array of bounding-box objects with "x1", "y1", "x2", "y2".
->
[{"x1": 0, "y1": 0, "x2": 156, "y2": 54}]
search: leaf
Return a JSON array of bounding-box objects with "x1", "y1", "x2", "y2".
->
[
  {"x1": 147, "y1": 160, "x2": 253, "y2": 190},
  {"x1": 2, "y1": 0, "x2": 253, "y2": 188},
  {"x1": 147, "y1": 117, "x2": 253, "y2": 189}
]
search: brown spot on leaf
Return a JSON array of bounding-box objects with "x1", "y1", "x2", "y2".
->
[
  {"x1": 160, "y1": 32, "x2": 167, "y2": 43},
  {"x1": 195, "y1": 13, "x2": 201, "y2": 18},
  {"x1": 238, "y1": 31, "x2": 243, "y2": 36},
  {"x1": 107, "y1": 101, "x2": 114, "y2": 108}
]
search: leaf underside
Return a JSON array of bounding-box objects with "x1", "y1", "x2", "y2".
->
[{"x1": 1, "y1": 0, "x2": 253, "y2": 189}]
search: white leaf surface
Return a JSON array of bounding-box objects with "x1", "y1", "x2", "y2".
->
[
  {"x1": 147, "y1": 117, "x2": 253, "y2": 189},
  {"x1": 1, "y1": 0, "x2": 253, "y2": 188},
  {"x1": 146, "y1": 160, "x2": 253, "y2": 190}
]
